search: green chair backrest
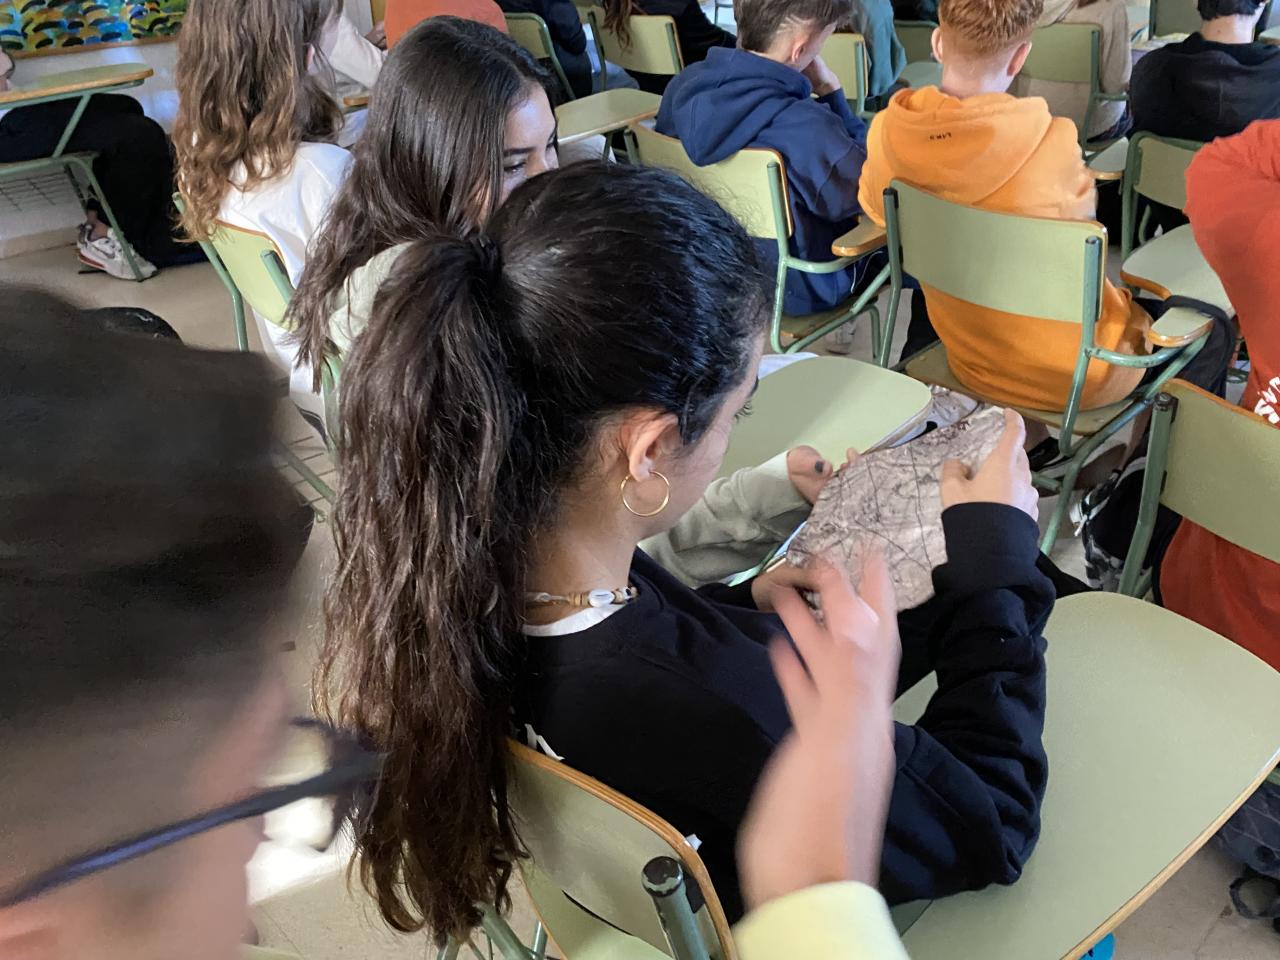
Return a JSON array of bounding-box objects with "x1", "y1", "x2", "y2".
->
[
  {"x1": 887, "y1": 179, "x2": 1106, "y2": 325},
  {"x1": 505, "y1": 13, "x2": 576, "y2": 99},
  {"x1": 206, "y1": 220, "x2": 294, "y2": 329},
  {"x1": 1149, "y1": 0, "x2": 1201, "y2": 37},
  {"x1": 630, "y1": 123, "x2": 790, "y2": 242},
  {"x1": 1020, "y1": 22, "x2": 1099, "y2": 85},
  {"x1": 586, "y1": 6, "x2": 684, "y2": 75},
  {"x1": 508, "y1": 742, "x2": 735, "y2": 960},
  {"x1": 1129, "y1": 132, "x2": 1201, "y2": 211},
  {"x1": 506, "y1": 11, "x2": 555, "y2": 58},
  {"x1": 894, "y1": 19, "x2": 937, "y2": 63},
  {"x1": 1119, "y1": 132, "x2": 1202, "y2": 259},
  {"x1": 819, "y1": 32, "x2": 869, "y2": 115},
  {"x1": 1154, "y1": 381, "x2": 1280, "y2": 564}
]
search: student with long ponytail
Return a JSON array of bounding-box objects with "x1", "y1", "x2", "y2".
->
[{"x1": 319, "y1": 162, "x2": 1056, "y2": 939}]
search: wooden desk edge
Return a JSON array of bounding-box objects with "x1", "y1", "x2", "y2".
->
[
  {"x1": 557, "y1": 108, "x2": 658, "y2": 145},
  {"x1": 343, "y1": 94, "x2": 371, "y2": 108},
  {"x1": 0, "y1": 66, "x2": 154, "y2": 105},
  {"x1": 831, "y1": 223, "x2": 888, "y2": 257},
  {"x1": 1058, "y1": 758, "x2": 1280, "y2": 960},
  {"x1": 1090, "y1": 167, "x2": 1125, "y2": 182}
]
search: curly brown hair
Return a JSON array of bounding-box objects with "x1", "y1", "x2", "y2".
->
[{"x1": 173, "y1": 0, "x2": 344, "y2": 240}]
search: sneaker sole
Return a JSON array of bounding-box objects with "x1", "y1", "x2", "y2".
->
[{"x1": 77, "y1": 249, "x2": 154, "y2": 281}]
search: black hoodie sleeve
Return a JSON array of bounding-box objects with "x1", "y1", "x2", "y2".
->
[{"x1": 879, "y1": 502, "x2": 1053, "y2": 903}]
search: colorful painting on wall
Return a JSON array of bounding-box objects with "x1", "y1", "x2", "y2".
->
[{"x1": 0, "y1": 1, "x2": 186, "y2": 55}]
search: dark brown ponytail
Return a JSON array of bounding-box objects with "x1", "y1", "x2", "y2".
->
[{"x1": 316, "y1": 162, "x2": 771, "y2": 940}]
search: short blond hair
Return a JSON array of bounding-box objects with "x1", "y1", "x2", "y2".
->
[{"x1": 938, "y1": 0, "x2": 1043, "y2": 55}]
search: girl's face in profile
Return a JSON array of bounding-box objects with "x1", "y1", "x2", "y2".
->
[{"x1": 500, "y1": 83, "x2": 559, "y2": 204}]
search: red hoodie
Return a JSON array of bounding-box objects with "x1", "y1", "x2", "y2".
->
[{"x1": 1160, "y1": 120, "x2": 1280, "y2": 670}]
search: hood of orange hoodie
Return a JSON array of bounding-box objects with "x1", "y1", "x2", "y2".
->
[{"x1": 869, "y1": 86, "x2": 1059, "y2": 205}]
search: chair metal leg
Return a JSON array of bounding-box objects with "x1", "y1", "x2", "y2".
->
[
  {"x1": 478, "y1": 904, "x2": 537, "y2": 960},
  {"x1": 642, "y1": 857, "x2": 713, "y2": 960}
]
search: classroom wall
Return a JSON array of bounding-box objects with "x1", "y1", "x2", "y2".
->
[{"x1": 0, "y1": 0, "x2": 373, "y2": 259}]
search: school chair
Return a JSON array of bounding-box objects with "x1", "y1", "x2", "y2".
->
[
  {"x1": 370, "y1": 0, "x2": 387, "y2": 23},
  {"x1": 174, "y1": 199, "x2": 337, "y2": 507},
  {"x1": 891, "y1": 589, "x2": 1280, "y2": 959},
  {"x1": 500, "y1": 740, "x2": 736, "y2": 960},
  {"x1": 893, "y1": 20, "x2": 943, "y2": 87},
  {"x1": 819, "y1": 32, "x2": 870, "y2": 116},
  {"x1": 1117, "y1": 132, "x2": 1202, "y2": 263},
  {"x1": 0, "y1": 62, "x2": 154, "y2": 281},
  {"x1": 585, "y1": 6, "x2": 684, "y2": 81},
  {"x1": 1147, "y1": 0, "x2": 1202, "y2": 37},
  {"x1": 505, "y1": 13, "x2": 577, "y2": 101},
  {"x1": 880, "y1": 179, "x2": 1213, "y2": 550},
  {"x1": 1118, "y1": 380, "x2": 1280, "y2": 596},
  {"x1": 1018, "y1": 23, "x2": 1126, "y2": 152},
  {"x1": 628, "y1": 124, "x2": 890, "y2": 357},
  {"x1": 1110, "y1": 135, "x2": 1234, "y2": 326}
]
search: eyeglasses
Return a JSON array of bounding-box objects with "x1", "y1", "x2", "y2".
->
[{"x1": 0, "y1": 718, "x2": 383, "y2": 909}]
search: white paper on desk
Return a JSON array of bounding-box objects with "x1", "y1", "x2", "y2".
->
[{"x1": 787, "y1": 405, "x2": 1006, "y2": 611}]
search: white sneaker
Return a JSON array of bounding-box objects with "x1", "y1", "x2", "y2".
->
[
  {"x1": 77, "y1": 225, "x2": 157, "y2": 280},
  {"x1": 824, "y1": 321, "x2": 855, "y2": 355}
]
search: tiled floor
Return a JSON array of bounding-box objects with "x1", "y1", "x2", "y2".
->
[{"x1": 4, "y1": 244, "x2": 1276, "y2": 958}]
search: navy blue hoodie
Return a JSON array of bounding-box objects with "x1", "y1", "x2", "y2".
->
[{"x1": 656, "y1": 47, "x2": 870, "y2": 316}]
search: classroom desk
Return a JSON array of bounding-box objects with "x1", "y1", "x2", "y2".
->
[
  {"x1": 0, "y1": 62, "x2": 153, "y2": 108},
  {"x1": 342, "y1": 91, "x2": 371, "y2": 109},
  {"x1": 556, "y1": 88, "x2": 661, "y2": 145},
  {"x1": 0, "y1": 62, "x2": 154, "y2": 281},
  {"x1": 1261, "y1": 24, "x2": 1280, "y2": 43},
  {"x1": 1120, "y1": 224, "x2": 1232, "y2": 315},
  {"x1": 831, "y1": 218, "x2": 888, "y2": 258},
  {"x1": 718, "y1": 356, "x2": 932, "y2": 478},
  {"x1": 890, "y1": 591, "x2": 1280, "y2": 960}
]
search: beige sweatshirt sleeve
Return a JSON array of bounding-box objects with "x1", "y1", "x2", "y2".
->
[{"x1": 639, "y1": 453, "x2": 810, "y2": 588}]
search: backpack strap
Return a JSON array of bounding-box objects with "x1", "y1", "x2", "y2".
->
[{"x1": 1161, "y1": 295, "x2": 1233, "y2": 326}]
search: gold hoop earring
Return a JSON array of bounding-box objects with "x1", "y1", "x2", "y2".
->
[{"x1": 621, "y1": 471, "x2": 671, "y2": 518}]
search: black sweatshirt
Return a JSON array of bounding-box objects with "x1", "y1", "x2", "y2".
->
[
  {"x1": 497, "y1": 0, "x2": 594, "y2": 98},
  {"x1": 624, "y1": 0, "x2": 734, "y2": 94},
  {"x1": 514, "y1": 503, "x2": 1054, "y2": 921},
  {"x1": 1131, "y1": 34, "x2": 1280, "y2": 143}
]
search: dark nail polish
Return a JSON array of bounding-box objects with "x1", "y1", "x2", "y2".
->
[{"x1": 815, "y1": 460, "x2": 826, "y2": 474}]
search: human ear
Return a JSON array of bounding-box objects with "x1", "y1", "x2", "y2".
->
[
  {"x1": 1007, "y1": 40, "x2": 1032, "y2": 77},
  {"x1": 930, "y1": 26, "x2": 944, "y2": 63},
  {"x1": 618, "y1": 411, "x2": 681, "y2": 485}
]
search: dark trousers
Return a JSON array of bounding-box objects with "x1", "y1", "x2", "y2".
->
[{"x1": 0, "y1": 93, "x2": 202, "y2": 267}]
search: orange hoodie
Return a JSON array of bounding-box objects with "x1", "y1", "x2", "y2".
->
[{"x1": 859, "y1": 87, "x2": 1150, "y2": 411}]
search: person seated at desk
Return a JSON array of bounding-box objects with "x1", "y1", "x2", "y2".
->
[
  {"x1": 174, "y1": 0, "x2": 352, "y2": 432},
  {"x1": 318, "y1": 161, "x2": 1059, "y2": 931},
  {"x1": 0, "y1": 286, "x2": 911, "y2": 960},
  {"x1": 599, "y1": 0, "x2": 736, "y2": 92},
  {"x1": 1009, "y1": 0, "x2": 1133, "y2": 143},
  {"x1": 858, "y1": 0, "x2": 1150, "y2": 413},
  {"x1": 1131, "y1": 0, "x2": 1280, "y2": 142},
  {"x1": 497, "y1": 0, "x2": 594, "y2": 98},
  {"x1": 1158, "y1": 121, "x2": 1280, "y2": 673},
  {"x1": 655, "y1": 0, "x2": 872, "y2": 326},
  {"x1": 0, "y1": 49, "x2": 201, "y2": 279}
]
